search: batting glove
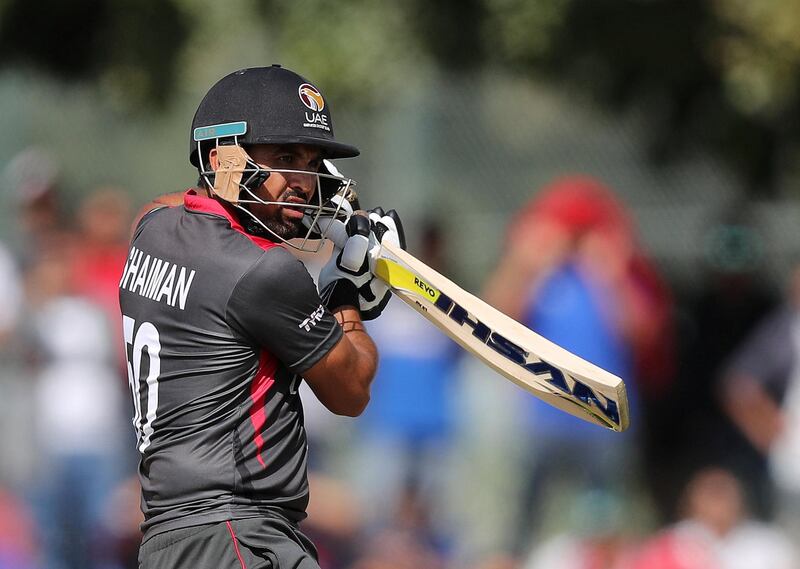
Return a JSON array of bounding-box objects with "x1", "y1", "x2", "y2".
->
[
  {"x1": 302, "y1": 190, "x2": 353, "y2": 242},
  {"x1": 318, "y1": 213, "x2": 373, "y2": 312},
  {"x1": 358, "y1": 207, "x2": 406, "y2": 320}
]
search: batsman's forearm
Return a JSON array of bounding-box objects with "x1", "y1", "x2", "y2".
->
[
  {"x1": 334, "y1": 307, "x2": 378, "y2": 383},
  {"x1": 325, "y1": 307, "x2": 377, "y2": 416},
  {"x1": 303, "y1": 305, "x2": 377, "y2": 416}
]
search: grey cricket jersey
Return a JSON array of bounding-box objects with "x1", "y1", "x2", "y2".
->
[{"x1": 118, "y1": 189, "x2": 342, "y2": 539}]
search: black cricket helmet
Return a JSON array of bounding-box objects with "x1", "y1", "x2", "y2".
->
[
  {"x1": 189, "y1": 65, "x2": 360, "y2": 250},
  {"x1": 189, "y1": 64, "x2": 359, "y2": 168}
]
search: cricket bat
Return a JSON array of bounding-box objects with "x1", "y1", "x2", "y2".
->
[{"x1": 368, "y1": 240, "x2": 630, "y2": 432}]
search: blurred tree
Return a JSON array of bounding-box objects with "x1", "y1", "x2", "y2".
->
[
  {"x1": 2, "y1": 0, "x2": 799, "y2": 194},
  {"x1": 407, "y1": 0, "x2": 485, "y2": 71},
  {"x1": 482, "y1": 0, "x2": 800, "y2": 196},
  {"x1": 0, "y1": 0, "x2": 191, "y2": 108},
  {"x1": 715, "y1": 0, "x2": 800, "y2": 121},
  {"x1": 483, "y1": 0, "x2": 569, "y2": 68},
  {"x1": 253, "y1": 0, "x2": 429, "y2": 108}
]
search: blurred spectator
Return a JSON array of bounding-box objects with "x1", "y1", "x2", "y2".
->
[
  {"x1": 0, "y1": 486, "x2": 39, "y2": 569},
  {"x1": 95, "y1": 476, "x2": 144, "y2": 569},
  {"x1": 467, "y1": 554, "x2": 520, "y2": 569},
  {"x1": 0, "y1": 243, "x2": 23, "y2": 346},
  {"x1": 523, "y1": 489, "x2": 636, "y2": 569},
  {"x1": 349, "y1": 221, "x2": 460, "y2": 548},
  {"x1": 721, "y1": 263, "x2": 800, "y2": 536},
  {"x1": 2, "y1": 151, "x2": 135, "y2": 568},
  {"x1": 0, "y1": 148, "x2": 58, "y2": 563},
  {"x1": 69, "y1": 186, "x2": 133, "y2": 372},
  {"x1": 304, "y1": 473, "x2": 363, "y2": 569},
  {"x1": 2, "y1": 147, "x2": 69, "y2": 268},
  {"x1": 482, "y1": 175, "x2": 674, "y2": 552},
  {"x1": 25, "y1": 240, "x2": 129, "y2": 569},
  {"x1": 0, "y1": 238, "x2": 27, "y2": 486},
  {"x1": 668, "y1": 210, "x2": 778, "y2": 520},
  {"x1": 70, "y1": 187, "x2": 132, "y2": 319},
  {"x1": 348, "y1": 520, "x2": 446, "y2": 569},
  {"x1": 630, "y1": 467, "x2": 797, "y2": 569}
]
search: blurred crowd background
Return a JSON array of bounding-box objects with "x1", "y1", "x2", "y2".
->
[{"x1": 2, "y1": 1, "x2": 800, "y2": 568}]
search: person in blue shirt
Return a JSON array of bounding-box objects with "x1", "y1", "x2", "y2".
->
[{"x1": 484, "y1": 175, "x2": 674, "y2": 554}]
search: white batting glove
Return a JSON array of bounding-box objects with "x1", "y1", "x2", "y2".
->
[
  {"x1": 317, "y1": 213, "x2": 373, "y2": 312},
  {"x1": 302, "y1": 192, "x2": 353, "y2": 244},
  {"x1": 358, "y1": 208, "x2": 406, "y2": 320}
]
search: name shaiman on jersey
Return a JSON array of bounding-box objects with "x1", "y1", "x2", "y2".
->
[{"x1": 119, "y1": 246, "x2": 197, "y2": 310}]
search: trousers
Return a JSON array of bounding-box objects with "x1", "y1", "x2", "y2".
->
[{"x1": 138, "y1": 516, "x2": 320, "y2": 569}]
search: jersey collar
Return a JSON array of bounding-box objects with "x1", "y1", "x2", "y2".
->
[{"x1": 184, "y1": 189, "x2": 280, "y2": 251}]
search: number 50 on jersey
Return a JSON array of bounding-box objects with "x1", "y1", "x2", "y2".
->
[{"x1": 372, "y1": 241, "x2": 630, "y2": 432}]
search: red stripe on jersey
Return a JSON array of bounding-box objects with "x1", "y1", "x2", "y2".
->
[
  {"x1": 184, "y1": 189, "x2": 281, "y2": 252},
  {"x1": 250, "y1": 351, "x2": 278, "y2": 467},
  {"x1": 226, "y1": 521, "x2": 247, "y2": 569}
]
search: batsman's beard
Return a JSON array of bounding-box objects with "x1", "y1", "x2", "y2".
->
[{"x1": 246, "y1": 188, "x2": 308, "y2": 240}]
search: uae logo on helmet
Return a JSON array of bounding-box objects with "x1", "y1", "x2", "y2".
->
[{"x1": 298, "y1": 83, "x2": 325, "y2": 112}]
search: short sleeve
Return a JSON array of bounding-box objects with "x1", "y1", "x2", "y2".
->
[{"x1": 226, "y1": 247, "x2": 343, "y2": 374}]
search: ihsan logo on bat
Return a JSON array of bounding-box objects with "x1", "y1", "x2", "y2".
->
[{"x1": 433, "y1": 292, "x2": 621, "y2": 428}]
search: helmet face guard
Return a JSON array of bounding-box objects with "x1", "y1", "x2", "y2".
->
[{"x1": 194, "y1": 122, "x2": 357, "y2": 252}]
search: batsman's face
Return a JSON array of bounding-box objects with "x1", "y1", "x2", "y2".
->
[{"x1": 245, "y1": 143, "x2": 323, "y2": 239}]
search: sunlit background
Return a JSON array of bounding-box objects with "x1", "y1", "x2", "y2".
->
[{"x1": 2, "y1": 1, "x2": 800, "y2": 568}]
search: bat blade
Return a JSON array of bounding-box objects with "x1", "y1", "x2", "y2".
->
[{"x1": 373, "y1": 241, "x2": 630, "y2": 432}]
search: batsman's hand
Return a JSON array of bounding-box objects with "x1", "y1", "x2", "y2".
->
[
  {"x1": 318, "y1": 213, "x2": 373, "y2": 312},
  {"x1": 358, "y1": 207, "x2": 406, "y2": 320}
]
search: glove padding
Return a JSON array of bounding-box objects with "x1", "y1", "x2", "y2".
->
[
  {"x1": 318, "y1": 213, "x2": 373, "y2": 311},
  {"x1": 358, "y1": 207, "x2": 406, "y2": 320}
]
